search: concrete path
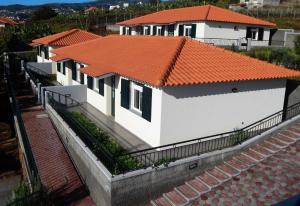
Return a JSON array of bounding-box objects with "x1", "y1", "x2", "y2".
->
[
  {"x1": 149, "y1": 121, "x2": 300, "y2": 206},
  {"x1": 10, "y1": 65, "x2": 95, "y2": 205},
  {"x1": 68, "y1": 102, "x2": 151, "y2": 151}
]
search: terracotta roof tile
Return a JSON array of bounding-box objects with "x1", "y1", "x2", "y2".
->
[
  {"x1": 51, "y1": 35, "x2": 300, "y2": 87},
  {"x1": 117, "y1": 5, "x2": 276, "y2": 27},
  {"x1": 31, "y1": 29, "x2": 100, "y2": 47},
  {"x1": 0, "y1": 17, "x2": 18, "y2": 25}
]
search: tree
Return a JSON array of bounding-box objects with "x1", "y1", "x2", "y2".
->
[{"x1": 32, "y1": 6, "x2": 57, "y2": 21}]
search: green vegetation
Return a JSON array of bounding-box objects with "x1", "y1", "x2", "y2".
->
[
  {"x1": 242, "y1": 47, "x2": 300, "y2": 70},
  {"x1": 32, "y1": 6, "x2": 58, "y2": 21},
  {"x1": 69, "y1": 111, "x2": 141, "y2": 174},
  {"x1": 6, "y1": 179, "x2": 58, "y2": 206}
]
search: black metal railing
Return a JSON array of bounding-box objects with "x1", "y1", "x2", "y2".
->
[
  {"x1": 46, "y1": 90, "x2": 300, "y2": 174},
  {"x1": 46, "y1": 91, "x2": 118, "y2": 173},
  {"x1": 3, "y1": 54, "x2": 39, "y2": 181}
]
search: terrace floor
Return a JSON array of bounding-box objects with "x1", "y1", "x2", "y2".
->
[
  {"x1": 67, "y1": 102, "x2": 151, "y2": 152},
  {"x1": 149, "y1": 122, "x2": 300, "y2": 206}
]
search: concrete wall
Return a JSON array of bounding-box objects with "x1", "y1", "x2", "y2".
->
[
  {"x1": 46, "y1": 105, "x2": 112, "y2": 206},
  {"x1": 45, "y1": 87, "x2": 300, "y2": 206},
  {"x1": 160, "y1": 79, "x2": 286, "y2": 145}
]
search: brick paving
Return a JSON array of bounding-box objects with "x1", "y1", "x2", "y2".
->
[
  {"x1": 150, "y1": 122, "x2": 300, "y2": 206},
  {"x1": 11, "y1": 68, "x2": 95, "y2": 205}
]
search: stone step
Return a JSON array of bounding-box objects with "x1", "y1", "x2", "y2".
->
[
  {"x1": 216, "y1": 163, "x2": 239, "y2": 177},
  {"x1": 250, "y1": 146, "x2": 272, "y2": 157},
  {"x1": 274, "y1": 134, "x2": 296, "y2": 144},
  {"x1": 186, "y1": 179, "x2": 210, "y2": 195},
  {"x1": 265, "y1": 137, "x2": 289, "y2": 148},
  {"x1": 163, "y1": 190, "x2": 188, "y2": 206},
  {"x1": 206, "y1": 168, "x2": 230, "y2": 183},
  {"x1": 259, "y1": 142, "x2": 280, "y2": 153},
  {"x1": 197, "y1": 173, "x2": 220, "y2": 188},
  {"x1": 242, "y1": 149, "x2": 264, "y2": 161},
  {"x1": 287, "y1": 127, "x2": 300, "y2": 137},
  {"x1": 225, "y1": 159, "x2": 249, "y2": 172},
  {"x1": 175, "y1": 184, "x2": 199, "y2": 201},
  {"x1": 234, "y1": 153, "x2": 257, "y2": 167},
  {"x1": 279, "y1": 130, "x2": 298, "y2": 140},
  {"x1": 152, "y1": 197, "x2": 172, "y2": 206}
]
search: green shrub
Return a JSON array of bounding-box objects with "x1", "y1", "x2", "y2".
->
[{"x1": 69, "y1": 112, "x2": 141, "y2": 174}]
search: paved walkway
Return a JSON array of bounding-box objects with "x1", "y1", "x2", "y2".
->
[
  {"x1": 150, "y1": 121, "x2": 300, "y2": 206},
  {"x1": 11, "y1": 66, "x2": 95, "y2": 205}
]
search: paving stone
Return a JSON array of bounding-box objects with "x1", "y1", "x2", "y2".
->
[
  {"x1": 242, "y1": 149, "x2": 264, "y2": 161},
  {"x1": 259, "y1": 142, "x2": 281, "y2": 153},
  {"x1": 187, "y1": 179, "x2": 210, "y2": 194},
  {"x1": 206, "y1": 168, "x2": 230, "y2": 182},
  {"x1": 274, "y1": 134, "x2": 296, "y2": 144},
  {"x1": 234, "y1": 153, "x2": 257, "y2": 166},
  {"x1": 153, "y1": 197, "x2": 172, "y2": 206},
  {"x1": 164, "y1": 191, "x2": 188, "y2": 206},
  {"x1": 216, "y1": 163, "x2": 239, "y2": 177},
  {"x1": 266, "y1": 137, "x2": 289, "y2": 148},
  {"x1": 279, "y1": 130, "x2": 298, "y2": 140},
  {"x1": 225, "y1": 159, "x2": 248, "y2": 171},
  {"x1": 175, "y1": 184, "x2": 199, "y2": 200},
  {"x1": 251, "y1": 146, "x2": 272, "y2": 157},
  {"x1": 197, "y1": 173, "x2": 219, "y2": 188}
]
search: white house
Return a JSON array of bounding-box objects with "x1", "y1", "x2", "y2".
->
[
  {"x1": 117, "y1": 5, "x2": 277, "y2": 48},
  {"x1": 30, "y1": 29, "x2": 100, "y2": 74},
  {"x1": 50, "y1": 35, "x2": 300, "y2": 147},
  {"x1": 240, "y1": 0, "x2": 281, "y2": 8},
  {"x1": 0, "y1": 17, "x2": 18, "y2": 28}
]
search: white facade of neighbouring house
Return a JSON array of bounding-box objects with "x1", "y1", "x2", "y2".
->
[
  {"x1": 56, "y1": 61, "x2": 287, "y2": 147},
  {"x1": 119, "y1": 22, "x2": 272, "y2": 47},
  {"x1": 118, "y1": 5, "x2": 276, "y2": 48}
]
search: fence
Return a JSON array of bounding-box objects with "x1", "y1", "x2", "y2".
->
[
  {"x1": 3, "y1": 53, "x2": 39, "y2": 181},
  {"x1": 46, "y1": 90, "x2": 300, "y2": 174}
]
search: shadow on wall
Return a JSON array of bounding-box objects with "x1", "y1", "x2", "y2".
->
[{"x1": 163, "y1": 79, "x2": 286, "y2": 99}]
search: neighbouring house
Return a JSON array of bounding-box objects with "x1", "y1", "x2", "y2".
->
[
  {"x1": 49, "y1": 35, "x2": 300, "y2": 147},
  {"x1": 29, "y1": 29, "x2": 100, "y2": 75},
  {"x1": 85, "y1": 6, "x2": 98, "y2": 13},
  {"x1": 0, "y1": 17, "x2": 18, "y2": 28},
  {"x1": 240, "y1": 0, "x2": 281, "y2": 8},
  {"x1": 117, "y1": 5, "x2": 277, "y2": 49},
  {"x1": 271, "y1": 28, "x2": 300, "y2": 48}
]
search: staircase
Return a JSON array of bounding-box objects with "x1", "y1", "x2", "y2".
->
[{"x1": 149, "y1": 124, "x2": 300, "y2": 206}]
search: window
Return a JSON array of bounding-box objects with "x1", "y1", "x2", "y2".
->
[
  {"x1": 37, "y1": 45, "x2": 42, "y2": 56},
  {"x1": 71, "y1": 61, "x2": 77, "y2": 81},
  {"x1": 62, "y1": 62, "x2": 66, "y2": 75},
  {"x1": 251, "y1": 29, "x2": 258, "y2": 40},
  {"x1": 125, "y1": 27, "x2": 131, "y2": 35},
  {"x1": 184, "y1": 25, "x2": 192, "y2": 37},
  {"x1": 131, "y1": 82, "x2": 143, "y2": 113},
  {"x1": 80, "y1": 72, "x2": 84, "y2": 84},
  {"x1": 87, "y1": 76, "x2": 93, "y2": 89},
  {"x1": 57, "y1": 62, "x2": 61, "y2": 72},
  {"x1": 144, "y1": 26, "x2": 150, "y2": 35},
  {"x1": 44, "y1": 46, "x2": 49, "y2": 59},
  {"x1": 168, "y1": 24, "x2": 175, "y2": 36},
  {"x1": 98, "y1": 78, "x2": 104, "y2": 96}
]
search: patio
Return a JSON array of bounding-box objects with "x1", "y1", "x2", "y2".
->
[{"x1": 67, "y1": 102, "x2": 151, "y2": 152}]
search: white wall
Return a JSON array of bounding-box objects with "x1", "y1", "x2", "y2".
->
[
  {"x1": 114, "y1": 76, "x2": 163, "y2": 147},
  {"x1": 160, "y1": 79, "x2": 286, "y2": 145}
]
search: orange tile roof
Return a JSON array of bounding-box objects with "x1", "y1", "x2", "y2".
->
[
  {"x1": 85, "y1": 7, "x2": 98, "y2": 12},
  {"x1": 50, "y1": 35, "x2": 299, "y2": 87},
  {"x1": 118, "y1": 5, "x2": 276, "y2": 27},
  {"x1": 30, "y1": 29, "x2": 100, "y2": 47},
  {"x1": 0, "y1": 17, "x2": 18, "y2": 25}
]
